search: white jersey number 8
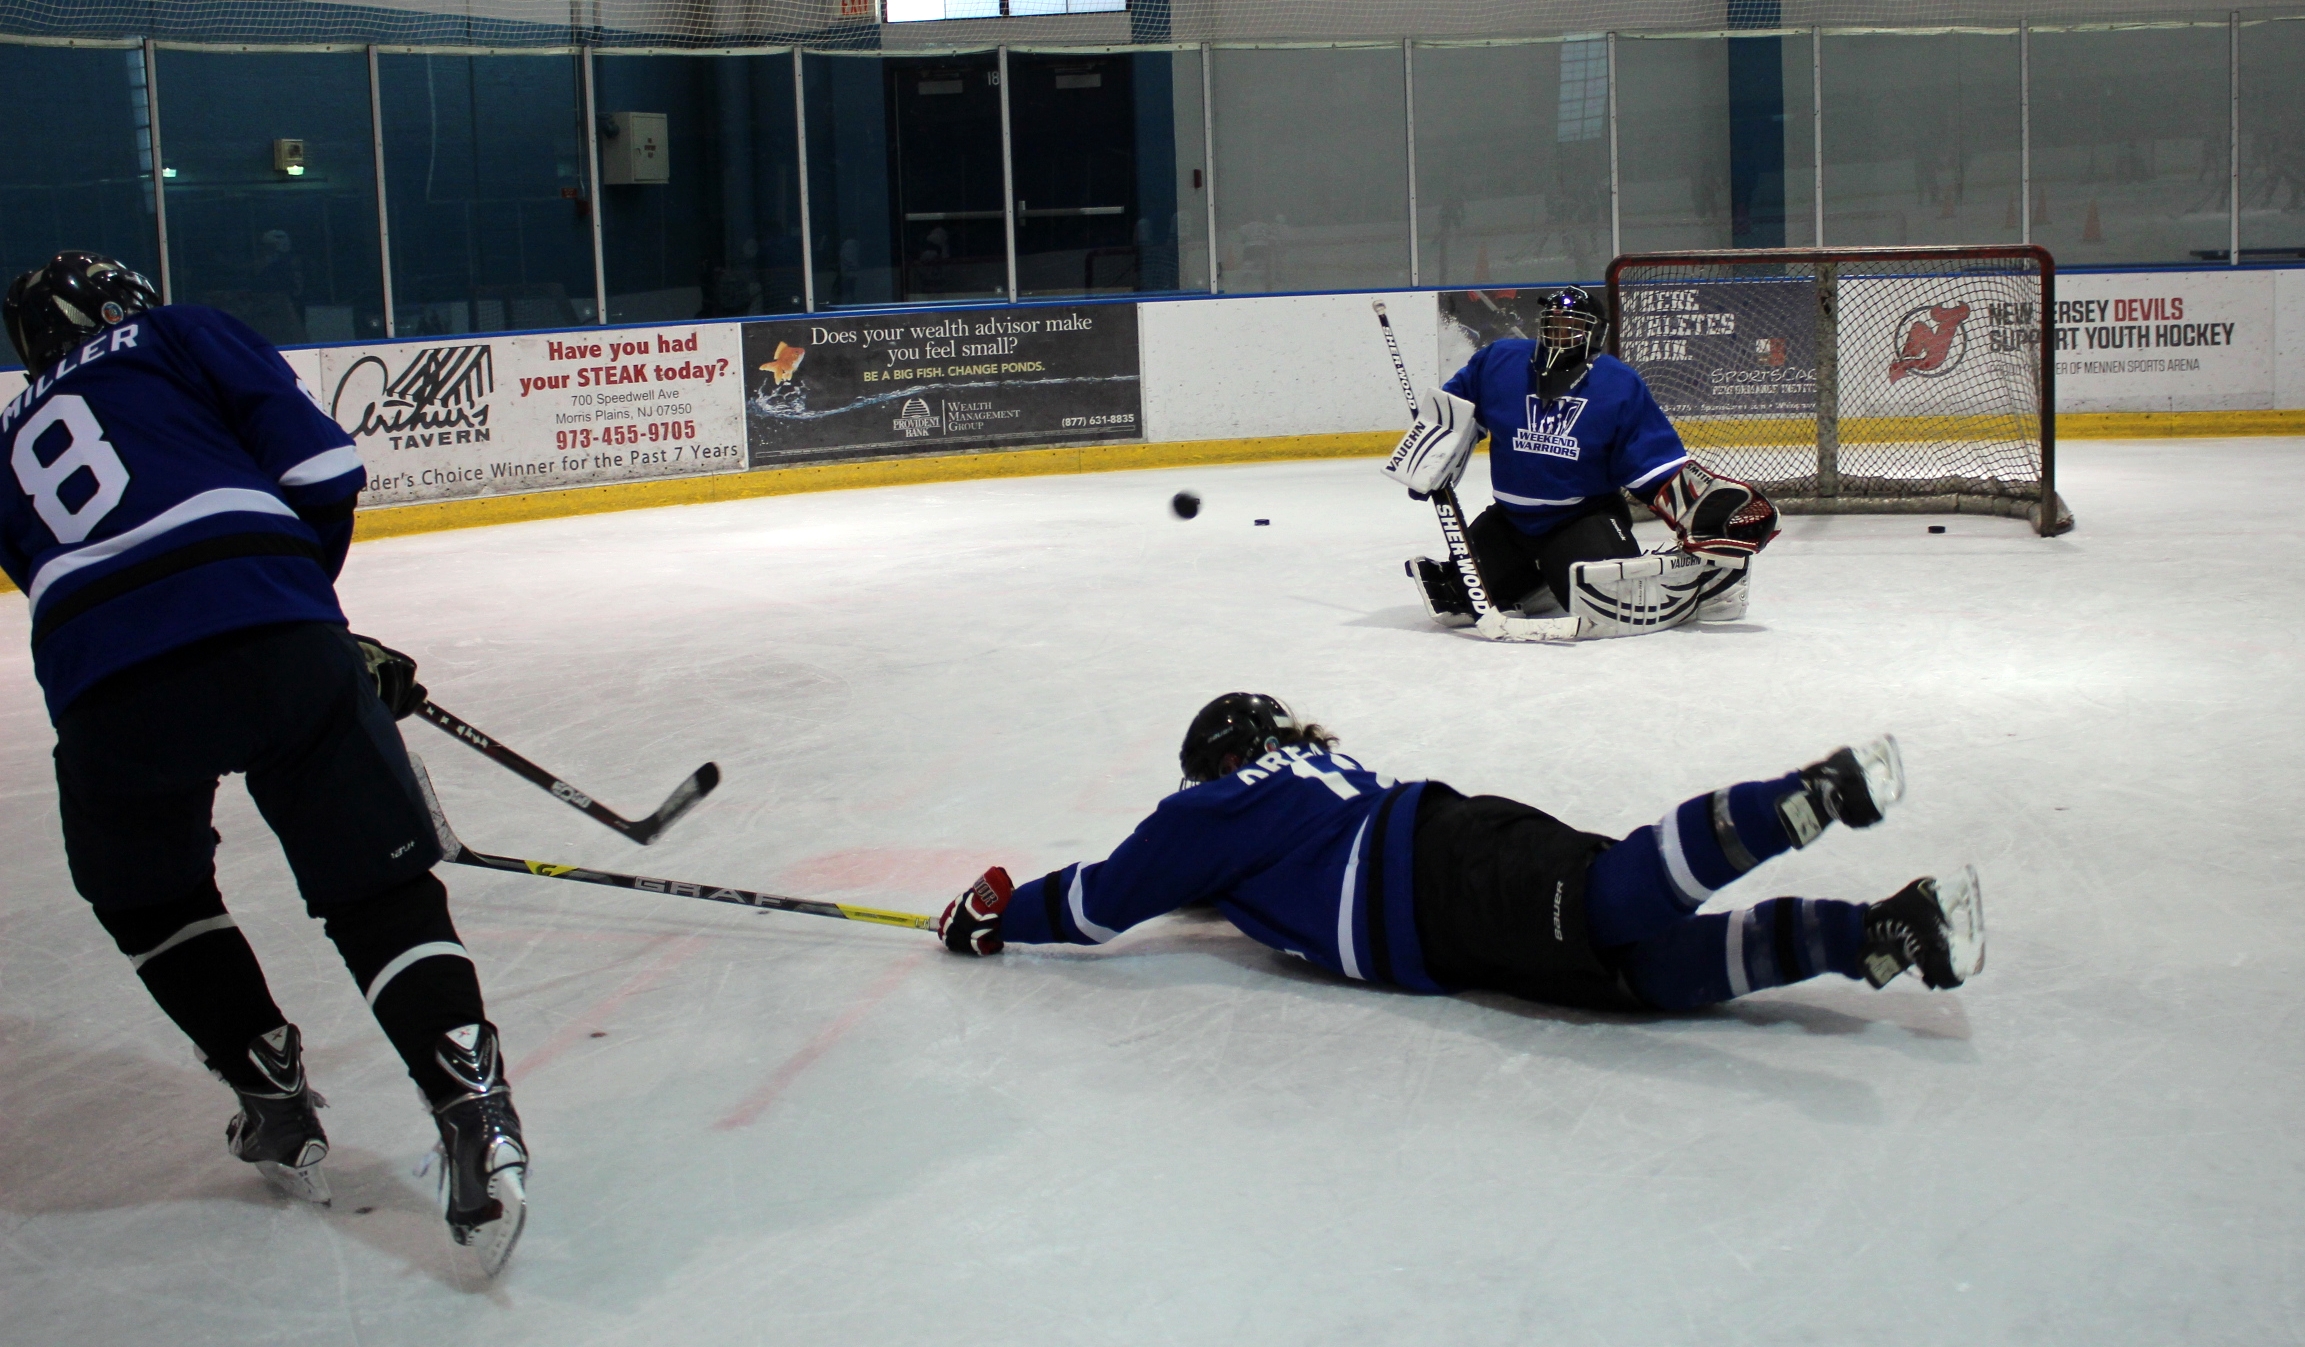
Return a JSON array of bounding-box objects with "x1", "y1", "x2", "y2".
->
[{"x1": 11, "y1": 394, "x2": 129, "y2": 545}]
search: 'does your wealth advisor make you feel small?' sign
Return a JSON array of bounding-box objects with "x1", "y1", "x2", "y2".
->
[{"x1": 740, "y1": 304, "x2": 1142, "y2": 466}]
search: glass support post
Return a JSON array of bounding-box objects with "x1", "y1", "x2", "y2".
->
[
  {"x1": 582, "y1": 48, "x2": 607, "y2": 323},
  {"x1": 794, "y1": 48, "x2": 816, "y2": 312},
  {"x1": 368, "y1": 45, "x2": 395, "y2": 337},
  {"x1": 143, "y1": 38, "x2": 172, "y2": 302},
  {"x1": 1606, "y1": 33, "x2": 1621, "y2": 260},
  {"x1": 998, "y1": 46, "x2": 1018, "y2": 304}
]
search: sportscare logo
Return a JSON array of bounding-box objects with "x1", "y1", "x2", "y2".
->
[{"x1": 1887, "y1": 303, "x2": 1972, "y2": 383}]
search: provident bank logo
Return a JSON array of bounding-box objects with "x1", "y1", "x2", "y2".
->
[
  {"x1": 1887, "y1": 303, "x2": 1971, "y2": 382},
  {"x1": 893, "y1": 397, "x2": 940, "y2": 439},
  {"x1": 330, "y1": 344, "x2": 495, "y2": 449}
]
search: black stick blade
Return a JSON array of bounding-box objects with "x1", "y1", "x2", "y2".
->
[{"x1": 626, "y1": 762, "x2": 721, "y2": 845}]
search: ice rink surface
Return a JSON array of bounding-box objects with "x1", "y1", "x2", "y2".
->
[{"x1": 3, "y1": 439, "x2": 2301, "y2": 1346}]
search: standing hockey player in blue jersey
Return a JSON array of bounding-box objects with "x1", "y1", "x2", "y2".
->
[
  {"x1": 0, "y1": 253, "x2": 526, "y2": 1275},
  {"x1": 1391, "y1": 286, "x2": 1780, "y2": 641},
  {"x1": 936, "y1": 693, "x2": 1983, "y2": 1012}
]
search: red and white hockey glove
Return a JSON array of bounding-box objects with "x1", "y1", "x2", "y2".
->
[
  {"x1": 1649, "y1": 461, "x2": 1780, "y2": 566},
  {"x1": 938, "y1": 867, "x2": 1015, "y2": 956}
]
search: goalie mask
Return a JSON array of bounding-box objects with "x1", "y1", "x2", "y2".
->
[
  {"x1": 1179, "y1": 692, "x2": 1301, "y2": 785},
  {"x1": 4, "y1": 251, "x2": 160, "y2": 375},
  {"x1": 1530, "y1": 284, "x2": 1606, "y2": 403}
]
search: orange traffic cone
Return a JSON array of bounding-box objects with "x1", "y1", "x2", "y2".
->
[
  {"x1": 1939, "y1": 189, "x2": 1958, "y2": 219},
  {"x1": 2034, "y1": 191, "x2": 2052, "y2": 227},
  {"x1": 2082, "y1": 200, "x2": 2103, "y2": 242},
  {"x1": 2004, "y1": 196, "x2": 2018, "y2": 229},
  {"x1": 1474, "y1": 241, "x2": 1490, "y2": 284}
]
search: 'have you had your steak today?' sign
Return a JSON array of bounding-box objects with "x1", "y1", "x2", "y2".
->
[
  {"x1": 740, "y1": 304, "x2": 1142, "y2": 466},
  {"x1": 318, "y1": 324, "x2": 748, "y2": 506}
]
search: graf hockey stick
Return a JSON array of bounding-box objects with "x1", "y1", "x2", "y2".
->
[
  {"x1": 415, "y1": 700, "x2": 719, "y2": 846},
  {"x1": 1371, "y1": 301, "x2": 1577, "y2": 643},
  {"x1": 410, "y1": 755, "x2": 932, "y2": 931}
]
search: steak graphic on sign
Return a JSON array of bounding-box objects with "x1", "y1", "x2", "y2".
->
[{"x1": 742, "y1": 304, "x2": 1141, "y2": 466}]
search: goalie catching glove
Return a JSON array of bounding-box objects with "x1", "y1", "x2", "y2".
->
[
  {"x1": 938, "y1": 866, "x2": 1015, "y2": 955},
  {"x1": 1381, "y1": 387, "x2": 1481, "y2": 496},
  {"x1": 1649, "y1": 461, "x2": 1780, "y2": 565}
]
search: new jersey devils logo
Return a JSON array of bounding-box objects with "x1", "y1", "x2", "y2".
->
[{"x1": 1887, "y1": 303, "x2": 1971, "y2": 382}]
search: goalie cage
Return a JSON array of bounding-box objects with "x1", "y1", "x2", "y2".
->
[{"x1": 1607, "y1": 244, "x2": 2072, "y2": 537}]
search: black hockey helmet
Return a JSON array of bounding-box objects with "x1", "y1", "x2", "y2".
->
[
  {"x1": 5, "y1": 251, "x2": 161, "y2": 374},
  {"x1": 1179, "y1": 692, "x2": 1300, "y2": 785},
  {"x1": 1531, "y1": 284, "x2": 1606, "y2": 400}
]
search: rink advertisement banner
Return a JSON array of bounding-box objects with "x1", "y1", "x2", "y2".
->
[
  {"x1": 2051, "y1": 271, "x2": 2274, "y2": 413},
  {"x1": 740, "y1": 305, "x2": 1141, "y2": 466},
  {"x1": 319, "y1": 324, "x2": 748, "y2": 506}
]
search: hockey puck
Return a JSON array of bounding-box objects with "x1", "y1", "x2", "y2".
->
[
  {"x1": 1927, "y1": 525, "x2": 1947, "y2": 533},
  {"x1": 1254, "y1": 519, "x2": 1270, "y2": 526},
  {"x1": 1171, "y1": 491, "x2": 1201, "y2": 519}
]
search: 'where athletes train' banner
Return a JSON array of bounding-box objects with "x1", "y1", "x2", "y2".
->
[
  {"x1": 315, "y1": 323, "x2": 747, "y2": 508},
  {"x1": 740, "y1": 305, "x2": 1141, "y2": 466}
]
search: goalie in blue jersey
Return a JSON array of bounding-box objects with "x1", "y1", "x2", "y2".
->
[
  {"x1": 1391, "y1": 286, "x2": 1780, "y2": 640},
  {"x1": 937, "y1": 693, "x2": 1984, "y2": 1011},
  {"x1": 0, "y1": 253, "x2": 524, "y2": 1275}
]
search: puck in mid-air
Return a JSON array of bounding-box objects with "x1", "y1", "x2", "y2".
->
[
  {"x1": 1171, "y1": 491, "x2": 1201, "y2": 519},
  {"x1": 1254, "y1": 519, "x2": 1270, "y2": 526},
  {"x1": 1927, "y1": 525, "x2": 1947, "y2": 533}
]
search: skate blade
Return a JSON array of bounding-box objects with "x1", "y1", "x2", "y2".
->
[
  {"x1": 254, "y1": 1159, "x2": 332, "y2": 1206},
  {"x1": 1856, "y1": 734, "x2": 1907, "y2": 812},
  {"x1": 1936, "y1": 864, "x2": 1985, "y2": 985},
  {"x1": 451, "y1": 1163, "x2": 528, "y2": 1279}
]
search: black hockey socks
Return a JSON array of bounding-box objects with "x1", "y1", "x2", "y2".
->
[
  {"x1": 321, "y1": 873, "x2": 488, "y2": 1105},
  {"x1": 94, "y1": 883, "x2": 290, "y2": 1093},
  {"x1": 1619, "y1": 898, "x2": 1868, "y2": 1010}
]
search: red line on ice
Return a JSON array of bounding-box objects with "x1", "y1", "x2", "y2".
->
[
  {"x1": 512, "y1": 933, "x2": 705, "y2": 1079},
  {"x1": 712, "y1": 951, "x2": 927, "y2": 1131}
]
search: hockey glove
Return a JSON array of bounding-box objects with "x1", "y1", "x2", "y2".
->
[
  {"x1": 1380, "y1": 387, "x2": 1481, "y2": 496},
  {"x1": 350, "y1": 634, "x2": 427, "y2": 720},
  {"x1": 1649, "y1": 461, "x2": 1780, "y2": 566},
  {"x1": 938, "y1": 867, "x2": 1015, "y2": 956}
]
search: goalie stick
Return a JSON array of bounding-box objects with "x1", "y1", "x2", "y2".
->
[
  {"x1": 1372, "y1": 300, "x2": 1577, "y2": 643},
  {"x1": 415, "y1": 700, "x2": 719, "y2": 846},
  {"x1": 410, "y1": 754, "x2": 932, "y2": 931}
]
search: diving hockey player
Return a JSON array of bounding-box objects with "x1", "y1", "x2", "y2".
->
[
  {"x1": 1388, "y1": 285, "x2": 1779, "y2": 640},
  {"x1": 0, "y1": 253, "x2": 526, "y2": 1276},
  {"x1": 936, "y1": 693, "x2": 1982, "y2": 1012}
]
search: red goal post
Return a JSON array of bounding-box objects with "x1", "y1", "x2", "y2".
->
[{"x1": 1605, "y1": 244, "x2": 2070, "y2": 536}]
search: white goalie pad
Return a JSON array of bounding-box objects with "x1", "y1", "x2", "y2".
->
[
  {"x1": 1381, "y1": 386, "x2": 1480, "y2": 495},
  {"x1": 1564, "y1": 550, "x2": 1724, "y2": 638}
]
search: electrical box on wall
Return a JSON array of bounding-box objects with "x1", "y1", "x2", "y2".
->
[
  {"x1": 600, "y1": 112, "x2": 668, "y2": 185},
  {"x1": 272, "y1": 139, "x2": 306, "y2": 174}
]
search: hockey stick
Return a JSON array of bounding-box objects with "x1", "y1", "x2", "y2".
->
[
  {"x1": 1371, "y1": 301, "x2": 1576, "y2": 643},
  {"x1": 410, "y1": 755, "x2": 932, "y2": 931},
  {"x1": 415, "y1": 700, "x2": 719, "y2": 846}
]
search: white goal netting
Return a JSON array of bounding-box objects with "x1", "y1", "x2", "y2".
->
[{"x1": 1609, "y1": 246, "x2": 2070, "y2": 536}]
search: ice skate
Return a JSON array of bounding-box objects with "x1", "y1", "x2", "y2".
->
[
  {"x1": 431, "y1": 1021, "x2": 528, "y2": 1278},
  {"x1": 1778, "y1": 734, "x2": 1904, "y2": 845},
  {"x1": 1405, "y1": 556, "x2": 1476, "y2": 628},
  {"x1": 220, "y1": 1024, "x2": 331, "y2": 1206},
  {"x1": 1861, "y1": 866, "x2": 1986, "y2": 990}
]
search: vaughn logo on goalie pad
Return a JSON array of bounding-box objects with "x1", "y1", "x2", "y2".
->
[{"x1": 1512, "y1": 395, "x2": 1587, "y2": 459}]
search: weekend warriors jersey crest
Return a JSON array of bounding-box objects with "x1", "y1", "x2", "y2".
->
[
  {"x1": 1443, "y1": 345, "x2": 1689, "y2": 535},
  {"x1": 0, "y1": 305, "x2": 366, "y2": 716}
]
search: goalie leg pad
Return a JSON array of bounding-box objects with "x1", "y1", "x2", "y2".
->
[
  {"x1": 1565, "y1": 550, "x2": 1717, "y2": 638},
  {"x1": 1407, "y1": 557, "x2": 1476, "y2": 628},
  {"x1": 1693, "y1": 565, "x2": 1750, "y2": 623}
]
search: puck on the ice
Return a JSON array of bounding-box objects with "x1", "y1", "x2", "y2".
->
[
  {"x1": 1254, "y1": 518, "x2": 1270, "y2": 526},
  {"x1": 1927, "y1": 525, "x2": 1947, "y2": 533},
  {"x1": 1171, "y1": 491, "x2": 1201, "y2": 519}
]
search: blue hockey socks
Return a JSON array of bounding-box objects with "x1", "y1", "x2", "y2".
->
[
  {"x1": 1585, "y1": 771, "x2": 1805, "y2": 948},
  {"x1": 1619, "y1": 897, "x2": 1868, "y2": 1010}
]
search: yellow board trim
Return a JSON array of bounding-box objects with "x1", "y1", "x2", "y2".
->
[{"x1": 1, "y1": 413, "x2": 2300, "y2": 597}]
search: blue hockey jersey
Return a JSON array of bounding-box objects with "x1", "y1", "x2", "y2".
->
[
  {"x1": 1000, "y1": 742, "x2": 1448, "y2": 993},
  {"x1": 0, "y1": 305, "x2": 366, "y2": 718},
  {"x1": 1443, "y1": 345, "x2": 1688, "y2": 537}
]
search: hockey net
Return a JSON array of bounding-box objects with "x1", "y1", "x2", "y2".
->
[{"x1": 1607, "y1": 245, "x2": 2070, "y2": 537}]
